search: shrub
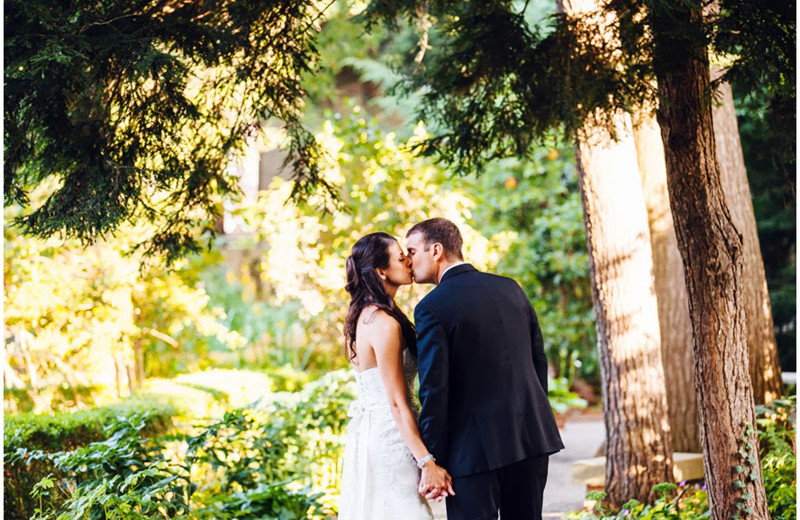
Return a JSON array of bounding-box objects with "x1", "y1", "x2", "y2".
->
[
  {"x1": 4, "y1": 384, "x2": 108, "y2": 415},
  {"x1": 569, "y1": 396, "x2": 796, "y2": 520},
  {"x1": 4, "y1": 400, "x2": 175, "y2": 520},
  {"x1": 29, "y1": 413, "x2": 190, "y2": 520},
  {"x1": 212, "y1": 482, "x2": 324, "y2": 519},
  {"x1": 187, "y1": 370, "x2": 355, "y2": 512},
  {"x1": 569, "y1": 483, "x2": 710, "y2": 520},
  {"x1": 267, "y1": 364, "x2": 312, "y2": 392},
  {"x1": 756, "y1": 395, "x2": 796, "y2": 520},
  {"x1": 26, "y1": 413, "x2": 327, "y2": 520},
  {"x1": 4, "y1": 400, "x2": 175, "y2": 452},
  {"x1": 25, "y1": 371, "x2": 354, "y2": 519}
]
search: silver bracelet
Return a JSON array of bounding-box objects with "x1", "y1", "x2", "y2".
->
[{"x1": 417, "y1": 453, "x2": 435, "y2": 469}]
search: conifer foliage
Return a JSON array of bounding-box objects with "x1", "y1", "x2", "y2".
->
[{"x1": 5, "y1": 0, "x2": 327, "y2": 263}]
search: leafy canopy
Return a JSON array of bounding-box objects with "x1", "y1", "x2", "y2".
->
[
  {"x1": 5, "y1": 0, "x2": 794, "y2": 263},
  {"x1": 361, "y1": 0, "x2": 795, "y2": 175},
  {"x1": 5, "y1": 0, "x2": 329, "y2": 263}
]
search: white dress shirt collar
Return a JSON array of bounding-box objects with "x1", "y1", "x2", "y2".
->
[{"x1": 439, "y1": 261, "x2": 468, "y2": 283}]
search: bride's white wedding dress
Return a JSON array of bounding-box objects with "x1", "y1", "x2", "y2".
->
[{"x1": 339, "y1": 350, "x2": 434, "y2": 520}]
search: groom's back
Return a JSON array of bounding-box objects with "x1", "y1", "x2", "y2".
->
[{"x1": 415, "y1": 264, "x2": 563, "y2": 478}]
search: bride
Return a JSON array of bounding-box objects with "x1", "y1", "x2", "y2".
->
[{"x1": 338, "y1": 232, "x2": 454, "y2": 520}]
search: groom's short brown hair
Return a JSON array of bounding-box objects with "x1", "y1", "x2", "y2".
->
[{"x1": 406, "y1": 218, "x2": 464, "y2": 261}]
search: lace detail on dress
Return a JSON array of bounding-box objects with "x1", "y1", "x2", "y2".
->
[{"x1": 338, "y1": 350, "x2": 433, "y2": 520}]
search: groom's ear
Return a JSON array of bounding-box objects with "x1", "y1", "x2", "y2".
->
[{"x1": 432, "y1": 243, "x2": 444, "y2": 260}]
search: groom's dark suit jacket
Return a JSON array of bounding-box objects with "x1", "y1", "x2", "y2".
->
[{"x1": 415, "y1": 264, "x2": 564, "y2": 478}]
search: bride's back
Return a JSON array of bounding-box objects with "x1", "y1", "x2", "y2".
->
[{"x1": 350, "y1": 305, "x2": 400, "y2": 372}]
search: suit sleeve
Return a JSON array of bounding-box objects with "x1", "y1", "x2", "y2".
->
[
  {"x1": 414, "y1": 302, "x2": 450, "y2": 466},
  {"x1": 528, "y1": 298, "x2": 548, "y2": 393}
]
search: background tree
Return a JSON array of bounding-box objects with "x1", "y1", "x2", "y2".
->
[
  {"x1": 716, "y1": 0, "x2": 796, "y2": 376},
  {"x1": 633, "y1": 114, "x2": 700, "y2": 453},
  {"x1": 646, "y1": 3, "x2": 768, "y2": 518},
  {"x1": 712, "y1": 75, "x2": 784, "y2": 404},
  {"x1": 4, "y1": 190, "x2": 243, "y2": 413},
  {"x1": 361, "y1": 0, "x2": 793, "y2": 514},
  {"x1": 574, "y1": 117, "x2": 674, "y2": 504},
  {"x1": 735, "y1": 86, "x2": 796, "y2": 374},
  {"x1": 633, "y1": 74, "x2": 785, "y2": 451},
  {"x1": 560, "y1": 0, "x2": 673, "y2": 504},
  {"x1": 4, "y1": 0, "x2": 330, "y2": 264}
]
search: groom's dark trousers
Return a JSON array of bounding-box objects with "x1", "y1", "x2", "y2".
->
[{"x1": 414, "y1": 264, "x2": 564, "y2": 520}]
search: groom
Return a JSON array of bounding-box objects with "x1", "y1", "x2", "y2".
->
[{"x1": 406, "y1": 218, "x2": 564, "y2": 520}]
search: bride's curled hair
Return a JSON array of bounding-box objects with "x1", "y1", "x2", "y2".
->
[{"x1": 344, "y1": 232, "x2": 415, "y2": 362}]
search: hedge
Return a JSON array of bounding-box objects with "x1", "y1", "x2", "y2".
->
[{"x1": 4, "y1": 399, "x2": 175, "y2": 520}]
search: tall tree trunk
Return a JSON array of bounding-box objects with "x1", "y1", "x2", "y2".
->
[
  {"x1": 560, "y1": 0, "x2": 674, "y2": 505},
  {"x1": 711, "y1": 73, "x2": 784, "y2": 404},
  {"x1": 648, "y1": 4, "x2": 769, "y2": 520},
  {"x1": 632, "y1": 75, "x2": 783, "y2": 451},
  {"x1": 633, "y1": 115, "x2": 701, "y2": 453},
  {"x1": 574, "y1": 118, "x2": 674, "y2": 506}
]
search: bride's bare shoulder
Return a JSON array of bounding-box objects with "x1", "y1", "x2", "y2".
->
[{"x1": 359, "y1": 306, "x2": 401, "y2": 337}]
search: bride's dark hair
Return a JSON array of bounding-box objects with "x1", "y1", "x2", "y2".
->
[{"x1": 344, "y1": 232, "x2": 416, "y2": 362}]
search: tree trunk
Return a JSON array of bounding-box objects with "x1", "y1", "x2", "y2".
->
[
  {"x1": 648, "y1": 5, "x2": 769, "y2": 520},
  {"x1": 711, "y1": 73, "x2": 784, "y2": 404},
  {"x1": 134, "y1": 338, "x2": 145, "y2": 391},
  {"x1": 560, "y1": 0, "x2": 674, "y2": 505},
  {"x1": 574, "y1": 114, "x2": 674, "y2": 505},
  {"x1": 126, "y1": 364, "x2": 136, "y2": 395},
  {"x1": 633, "y1": 115, "x2": 701, "y2": 453},
  {"x1": 631, "y1": 74, "x2": 783, "y2": 452},
  {"x1": 114, "y1": 355, "x2": 122, "y2": 399}
]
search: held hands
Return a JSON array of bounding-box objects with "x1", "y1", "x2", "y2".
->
[{"x1": 418, "y1": 461, "x2": 456, "y2": 502}]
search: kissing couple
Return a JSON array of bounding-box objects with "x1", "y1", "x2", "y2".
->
[{"x1": 338, "y1": 218, "x2": 564, "y2": 520}]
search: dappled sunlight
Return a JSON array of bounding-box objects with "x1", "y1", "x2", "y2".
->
[{"x1": 155, "y1": 369, "x2": 272, "y2": 408}]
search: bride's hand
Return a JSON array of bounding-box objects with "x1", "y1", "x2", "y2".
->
[{"x1": 418, "y1": 462, "x2": 455, "y2": 501}]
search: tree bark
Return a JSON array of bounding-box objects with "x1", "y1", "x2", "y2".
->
[
  {"x1": 633, "y1": 115, "x2": 701, "y2": 453},
  {"x1": 574, "y1": 114, "x2": 674, "y2": 505},
  {"x1": 631, "y1": 74, "x2": 783, "y2": 452},
  {"x1": 560, "y1": 0, "x2": 674, "y2": 505},
  {"x1": 648, "y1": 4, "x2": 769, "y2": 520},
  {"x1": 711, "y1": 73, "x2": 784, "y2": 404}
]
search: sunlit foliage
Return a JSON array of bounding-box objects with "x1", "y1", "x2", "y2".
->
[
  {"x1": 4, "y1": 190, "x2": 245, "y2": 413},
  {"x1": 13, "y1": 372, "x2": 354, "y2": 520},
  {"x1": 233, "y1": 108, "x2": 515, "y2": 370}
]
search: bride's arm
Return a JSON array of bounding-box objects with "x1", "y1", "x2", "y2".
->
[
  {"x1": 369, "y1": 312, "x2": 455, "y2": 498},
  {"x1": 369, "y1": 312, "x2": 431, "y2": 463}
]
